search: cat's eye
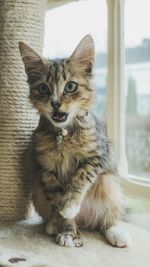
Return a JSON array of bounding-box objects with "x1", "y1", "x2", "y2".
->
[
  {"x1": 64, "y1": 81, "x2": 78, "y2": 94},
  {"x1": 38, "y1": 83, "x2": 49, "y2": 95}
]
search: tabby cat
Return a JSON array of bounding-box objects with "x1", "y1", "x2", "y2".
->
[{"x1": 19, "y1": 35, "x2": 131, "y2": 248}]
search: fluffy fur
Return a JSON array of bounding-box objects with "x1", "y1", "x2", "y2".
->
[{"x1": 19, "y1": 35, "x2": 130, "y2": 248}]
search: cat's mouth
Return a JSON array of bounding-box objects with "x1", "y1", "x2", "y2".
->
[{"x1": 52, "y1": 111, "x2": 68, "y2": 123}]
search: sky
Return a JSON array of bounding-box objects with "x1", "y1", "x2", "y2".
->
[
  {"x1": 43, "y1": 0, "x2": 150, "y2": 58},
  {"x1": 125, "y1": 0, "x2": 150, "y2": 47},
  {"x1": 43, "y1": 0, "x2": 107, "y2": 57}
]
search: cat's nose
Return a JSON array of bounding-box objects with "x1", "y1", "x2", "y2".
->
[{"x1": 51, "y1": 100, "x2": 61, "y2": 110}]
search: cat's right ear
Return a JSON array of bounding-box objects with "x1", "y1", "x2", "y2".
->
[
  {"x1": 19, "y1": 42, "x2": 45, "y2": 77},
  {"x1": 70, "y1": 35, "x2": 95, "y2": 74}
]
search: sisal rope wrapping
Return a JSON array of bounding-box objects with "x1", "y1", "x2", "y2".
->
[{"x1": 0, "y1": 0, "x2": 47, "y2": 220}]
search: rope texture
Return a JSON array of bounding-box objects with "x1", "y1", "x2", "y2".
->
[{"x1": 0, "y1": 0, "x2": 46, "y2": 220}]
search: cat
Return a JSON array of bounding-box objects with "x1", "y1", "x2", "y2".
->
[{"x1": 19, "y1": 35, "x2": 131, "y2": 248}]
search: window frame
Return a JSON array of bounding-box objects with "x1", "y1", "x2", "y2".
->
[{"x1": 106, "y1": 0, "x2": 150, "y2": 199}]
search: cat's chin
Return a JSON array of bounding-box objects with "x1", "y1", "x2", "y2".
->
[{"x1": 51, "y1": 120, "x2": 69, "y2": 128}]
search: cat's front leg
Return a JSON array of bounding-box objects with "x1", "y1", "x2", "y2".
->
[
  {"x1": 32, "y1": 169, "x2": 66, "y2": 220},
  {"x1": 55, "y1": 216, "x2": 83, "y2": 247},
  {"x1": 59, "y1": 201, "x2": 81, "y2": 219},
  {"x1": 59, "y1": 160, "x2": 101, "y2": 219}
]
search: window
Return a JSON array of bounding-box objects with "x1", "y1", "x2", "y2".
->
[
  {"x1": 123, "y1": 0, "x2": 150, "y2": 232},
  {"x1": 125, "y1": 0, "x2": 150, "y2": 179},
  {"x1": 44, "y1": 0, "x2": 107, "y2": 121}
]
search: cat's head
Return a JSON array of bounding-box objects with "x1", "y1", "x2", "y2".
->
[{"x1": 19, "y1": 35, "x2": 95, "y2": 127}]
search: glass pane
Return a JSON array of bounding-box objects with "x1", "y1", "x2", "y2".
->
[
  {"x1": 43, "y1": 0, "x2": 107, "y2": 121},
  {"x1": 125, "y1": 0, "x2": 150, "y2": 178}
]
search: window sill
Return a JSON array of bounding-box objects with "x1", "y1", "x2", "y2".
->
[{"x1": 121, "y1": 175, "x2": 150, "y2": 199}]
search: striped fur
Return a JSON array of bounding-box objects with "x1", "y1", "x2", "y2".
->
[{"x1": 19, "y1": 35, "x2": 125, "y2": 247}]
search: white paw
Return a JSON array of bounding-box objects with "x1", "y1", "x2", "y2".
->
[
  {"x1": 105, "y1": 226, "x2": 131, "y2": 248},
  {"x1": 56, "y1": 232, "x2": 83, "y2": 247},
  {"x1": 59, "y1": 203, "x2": 80, "y2": 219},
  {"x1": 46, "y1": 221, "x2": 58, "y2": 235}
]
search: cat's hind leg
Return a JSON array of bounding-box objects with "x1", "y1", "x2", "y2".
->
[
  {"x1": 104, "y1": 226, "x2": 131, "y2": 248},
  {"x1": 76, "y1": 173, "x2": 131, "y2": 247},
  {"x1": 96, "y1": 173, "x2": 131, "y2": 247}
]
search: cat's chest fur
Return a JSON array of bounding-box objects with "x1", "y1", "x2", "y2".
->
[{"x1": 35, "y1": 121, "x2": 97, "y2": 180}]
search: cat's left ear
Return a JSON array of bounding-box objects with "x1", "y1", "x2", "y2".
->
[
  {"x1": 19, "y1": 42, "x2": 46, "y2": 77},
  {"x1": 70, "y1": 35, "x2": 95, "y2": 73}
]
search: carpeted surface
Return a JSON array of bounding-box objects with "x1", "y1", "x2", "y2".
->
[{"x1": 0, "y1": 213, "x2": 150, "y2": 267}]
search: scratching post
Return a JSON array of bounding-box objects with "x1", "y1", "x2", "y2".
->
[{"x1": 0, "y1": 0, "x2": 46, "y2": 220}]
